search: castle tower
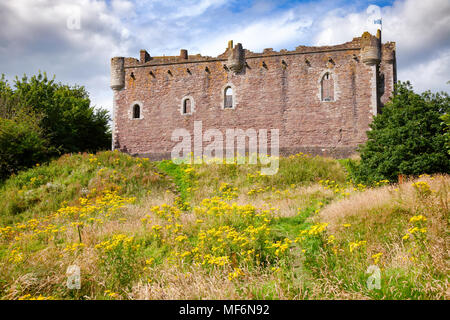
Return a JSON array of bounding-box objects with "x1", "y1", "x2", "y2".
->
[
  {"x1": 361, "y1": 30, "x2": 382, "y2": 116},
  {"x1": 110, "y1": 57, "x2": 125, "y2": 150},
  {"x1": 380, "y1": 41, "x2": 397, "y2": 106}
]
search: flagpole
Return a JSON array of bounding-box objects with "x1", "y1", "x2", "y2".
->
[
  {"x1": 380, "y1": 18, "x2": 382, "y2": 43},
  {"x1": 373, "y1": 18, "x2": 382, "y2": 41}
]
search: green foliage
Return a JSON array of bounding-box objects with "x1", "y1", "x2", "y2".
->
[
  {"x1": 0, "y1": 104, "x2": 50, "y2": 180},
  {"x1": 264, "y1": 154, "x2": 347, "y2": 187},
  {"x1": 11, "y1": 72, "x2": 111, "y2": 154},
  {"x1": 351, "y1": 81, "x2": 450, "y2": 184},
  {"x1": 195, "y1": 153, "x2": 347, "y2": 194},
  {"x1": 271, "y1": 205, "x2": 317, "y2": 239},
  {"x1": 96, "y1": 234, "x2": 143, "y2": 289},
  {"x1": 0, "y1": 72, "x2": 111, "y2": 180},
  {"x1": 441, "y1": 113, "x2": 450, "y2": 154},
  {"x1": 157, "y1": 160, "x2": 194, "y2": 203}
]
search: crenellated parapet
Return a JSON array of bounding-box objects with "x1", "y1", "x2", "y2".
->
[{"x1": 116, "y1": 31, "x2": 396, "y2": 71}]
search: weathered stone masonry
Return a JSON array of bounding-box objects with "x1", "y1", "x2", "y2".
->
[{"x1": 110, "y1": 30, "x2": 396, "y2": 159}]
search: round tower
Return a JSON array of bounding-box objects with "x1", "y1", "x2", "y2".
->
[
  {"x1": 110, "y1": 57, "x2": 125, "y2": 90},
  {"x1": 360, "y1": 31, "x2": 381, "y2": 66},
  {"x1": 110, "y1": 57, "x2": 125, "y2": 151}
]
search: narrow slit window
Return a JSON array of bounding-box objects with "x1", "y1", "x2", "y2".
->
[
  {"x1": 321, "y1": 72, "x2": 334, "y2": 102},
  {"x1": 224, "y1": 87, "x2": 233, "y2": 108},
  {"x1": 133, "y1": 104, "x2": 140, "y2": 118},
  {"x1": 183, "y1": 99, "x2": 191, "y2": 114}
]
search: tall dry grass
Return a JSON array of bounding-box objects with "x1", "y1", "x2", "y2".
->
[{"x1": 0, "y1": 152, "x2": 447, "y2": 300}]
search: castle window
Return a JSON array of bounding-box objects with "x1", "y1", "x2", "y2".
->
[
  {"x1": 183, "y1": 99, "x2": 191, "y2": 114},
  {"x1": 132, "y1": 104, "x2": 140, "y2": 119},
  {"x1": 321, "y1": 72, "x2": 334, "y2": 101},
  {"x1": 224, "y1": 87, "x2": 233, "y2": 108},
  {"x1": 180, "y1": 96, "x2": 195, "y2": 115}
]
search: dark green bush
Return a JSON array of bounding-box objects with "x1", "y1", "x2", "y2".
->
[
  {"x1": 0, "y1": 72, "x2": 111, "y2": 180},
  {"x1": 11, "y1": 72, "x2": 111, "y2": 154},
  {"x1": 0, "y1": 116, "x2": 48, "y2": 180},
  {"x1": 351, "y1": 81, "x2": 450, "y2": 184}
]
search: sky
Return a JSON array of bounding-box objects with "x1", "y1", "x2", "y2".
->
[{"x1": 0, "y1": 0, "x2": 449, "y2": 114}]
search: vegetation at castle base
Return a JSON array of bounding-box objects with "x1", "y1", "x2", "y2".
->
[
  {"x1": 0, "y1": 72, "x2": 111, "y2": 181},
  {"x1": 0, "y1": 151, "x2": 447, "y2": 300},
  {"x1": 350, "y1": 81, "x2": 450, "y2": 185}
]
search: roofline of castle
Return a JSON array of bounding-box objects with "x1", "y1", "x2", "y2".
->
[
  {"x1": 123, "y1": 46, "x2": 364, "y2": 69},
  {"x1": 110, "y1": 30, "x2": 396, "y2": 83}
]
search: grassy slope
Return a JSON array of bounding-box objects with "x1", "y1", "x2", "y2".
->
[{"x1": 0, "y1": 151, "x2": 447, "y2": 300}]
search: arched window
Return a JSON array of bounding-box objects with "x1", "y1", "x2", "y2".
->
[
  {"x1": 133, "y1": 104, "x2": 140, "y2": 118},
  {"x1": 321, "y1": 72, "x2": 334, "y2": 102},
  {"x1": 180, "y1": 96, "x2": 195, "y2": 115},
  {"x1": 224, "y1": 87, "x2": 233, "y2": 108},
  {"x1": 183, "y1": 98, "x2": 191, "y2": 114}
]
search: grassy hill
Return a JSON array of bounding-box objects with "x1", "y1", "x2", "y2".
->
[{"x1": 0, "y1": 151, "x2": 447, "y2": 299}]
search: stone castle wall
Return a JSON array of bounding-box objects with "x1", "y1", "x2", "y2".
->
[{"x1": 111, "y1": 31, "x2": 396, "y2": 159}]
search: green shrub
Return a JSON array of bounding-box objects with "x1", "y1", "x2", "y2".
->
[
  {"x1": 0, "y1": 72, "x2": 111, "y2": 181},
  {"x1": 0, "y1": 117, "x2": 48, "y2": 180},
  {"x1": 11, "y1": 72, "x2": 111, "y2": 154},
  {"x1": 441, "y1": 113, "x2": 450, "y2": 154},
  {"x1": 351, "y1": 81, "x2": 450, "y2": 184},
  {"x1": 96, "y1": 234, "x2": 143, "y2": 289}
]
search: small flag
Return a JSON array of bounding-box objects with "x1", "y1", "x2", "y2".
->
[{"x1": 374, "y1": 19, "x2": 382, "y2": 25}]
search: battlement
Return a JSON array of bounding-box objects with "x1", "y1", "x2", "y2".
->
[{"x1": 114, "y1": 31, "x2": 394, "y2": 70}]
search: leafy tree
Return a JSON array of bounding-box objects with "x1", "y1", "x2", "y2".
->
[
  {"x1": 441, "y1": 113, "x2": 450, "y2": 155},
  {"x1": 0, "y1": 72, "x2": 111, "y2": 180},
  {"x1": 0, "y1": 77, "x2": 49, "y2": 179},
  {"x1": 12, "y1": 72, "x2": 111, "y2": 154},
  {"x1": 351, "y1": 81, "x2": 450, "y2": 184},
  {"x1": 0, "y1": 117, "x2": 49, "y2": 180}
]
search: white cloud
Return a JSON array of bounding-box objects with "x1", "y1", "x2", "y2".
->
[
  {"x1": 195, "y1": 12, "x2": 313, "y2": 55},
  {"x1": 170, "y1": 0, "x2": 228, "y2": 19},
  {"x1": 111, "y1": 0, "x2": 135, "y2": 18},
  {"x1": 398, "y1": 50, "x2": 450, "y2": 93},
  {"x1": 0, "y1": 0, "x2": 131, "y2": 112},
  {"x1": 313, "y1": 0, "x2": 450, "y2": 92}
]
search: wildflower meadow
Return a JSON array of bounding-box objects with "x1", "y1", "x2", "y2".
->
[{"x1": 0, "y1": 151, "x2": 448, "y2": 299}]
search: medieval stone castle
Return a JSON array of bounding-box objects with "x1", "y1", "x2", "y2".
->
[{"x1": 110, "y1": 30, "x2": 396, "y2": 159}]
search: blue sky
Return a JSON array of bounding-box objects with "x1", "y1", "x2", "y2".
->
[{"x1": 0, "y1": 0, "x2": 448, "y2": 113}]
